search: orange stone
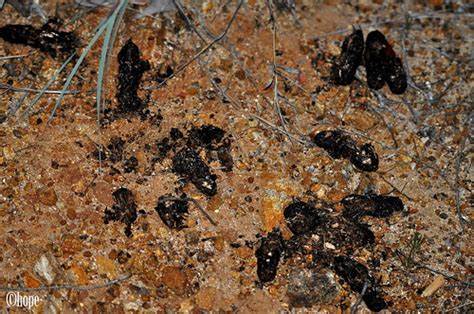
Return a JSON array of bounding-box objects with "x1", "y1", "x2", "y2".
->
[
  {"x1": 68, "y1": 265, "x2": 89, "y2": 285},
  {"x1": 96, "y1": 256, "x2": 118, "y2": 279},
  {"x1": 37, "y1": 187, "x2": 58, "y2": 206},
  {"x1": 61, "y1": 236, "x2": 83, "y2": 256},
  {"x1": 260, "y1": 197, "x2": 283, "y2": 232},
  {"x1": 23, "y1": 272, "x2": 41, "y2": 288},
  {"x1": 161, "y1": 266, "x2": 187, "y2": 296},
  {"x1": 196, "y1": 287, "x2": 218, "y2": 310}
]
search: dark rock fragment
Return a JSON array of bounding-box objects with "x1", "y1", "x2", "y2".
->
[
  {"x1": 117, "y1": 39, "x2": 150, "y2": 112},
  {"x1": 156, "y1": 65, "x2": 174, "y2": 83},
  {"x1": 0, "y1": 19, "x2": 78, "y2": 58},
  {"x1": 108, "y1": 136, "x2": 126, "y2": 163},
  {"x1": 341, "y1": 194, "x2": 404, "y2": 219},
  {"x1": 155, "y1": 137, "x2": 172, "y2": 161},
  {"x1": 104, "y1": 188, "x2": 138, "y2": 237},
  {"x1": 255, "y1": 228, "x2": 284, "y2": 283},
  {"x1": 155, "y1": 194, "x2": 189, "y2": 230},
  {"x1": 333, "y1": 255, "x2": 387, "y2": 312},
  {"x1": 172, "y1": 147, "x2": 217, "y2": 197},
  {"x1": 331, "y1": 29, "x2": 364, "y2": 85},
  {"x1": 273, "y1": 0, "x2": 295, "y2": 11},
  {"x1": 170, "y1": 128, "x2": 183, "y2": 140},
  {"x1": 122, "y1": 156, "x2": 138, "y2": 173}
]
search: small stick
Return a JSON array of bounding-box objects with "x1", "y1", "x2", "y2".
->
[
  {"x1": 148, "y1": 0, "x2": 244, "y2": 90},
  {"x1": 0, "y1": 82, "x2": 81, "y2": 95},
  {"x1": 0, "y1": 274, "x2": 132, "y2": 292},
  {"x1": 0, "y1": 52, "x2": 33, "y2": 60},
  {"x1": 396, "y1": 250, "x2": 474, "y2": 287},
  {"x1": 158, "y1": 196, "x2": 217, "y2": 226},
  {"x1": 351, "y1": 281, "x2": 368, "y2": 314}
]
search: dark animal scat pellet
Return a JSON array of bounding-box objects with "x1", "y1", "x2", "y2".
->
[
  {"x1": 117, "y1": 39, "x2": 150, "y2": 112},
  {"x1": 104, "y1": 188, "x2": 138, "y2": 237},
  {"x1": 331, "y1": 29, "x2": 364, "y2": 85},
  {"x1": 187, "y1": 125, "x2": 226, "y2": 150},
  {"x1": 384, "y1": 56, "x2": 407, "y2": 95},
  {"x1": 0, "y1": 19, "x2": 78, "y2": 58},
  {"x1": 313, "y1": 130, "x2": 379, "y2": 172},
  {"x1": 256, "y1": 228, "x2": 284, "y2": 283},
  {"x1": 341, "y1": 194, "x2": 404, "y2": 219},
  {"x1": 333, "y1": 255, "x2": 387, "y2": 312},
  {"x1": 365, "y1": 30, "x2": 407, "y2": 94},
  {"x1": 313, "y1": 130, "x2": 354, "y2": 159},
  {"x1": 283, "y1": 201, "x2": 325, "y2": 235},
  {"x1": 155, "y1": 194, "x2": 189, "y2": 230},
  {"x1": 172, "y1": 147, "x2": 217, "y2": 197}
]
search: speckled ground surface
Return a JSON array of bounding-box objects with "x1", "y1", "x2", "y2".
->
[{"x1": 0, "y1": 0, "x2": 472, "y2": 312}]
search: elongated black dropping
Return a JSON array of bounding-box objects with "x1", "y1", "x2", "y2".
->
[
  {"x1": 332, "y1": 29, "x2": 364, "y2": 85},
  {"x1": 256, "y1": 228, "x2": 284, "y2": 283},
  {"x1": 117, "y1": 39, "x2": 150, "y2": 112},
  {"x1": 0, "y1": 20, "x2": 78, "y2": 58},
  {"x1": 341, "y1": 194, "x2": 404, "y2": 219},
  {"x1": 172, "y1": 147, "x2": 217, "y2": 197},
  {"x1": 312, "y1": 130, "x2": 355, "y2": 159},
  {"x1": 365, "y1": 30, "x2": 407, "y2": 94},
  {"x1": 313, "y1": 130, "x2": 379, "y2": 172},
  {"x1": 384, "y1": 56, "x2": 407, "y2": 94},
  {"x1": 364, "y1": 30, "x2": 387, "y2": 90},
  {"x1": 333, "y1": 255, "x2": 387, "y2": 312},
  {"x1": 104, "y1": 188, "x2": 138, "y2": 237},
  {"x1": 155, "y1": 194, "x2": 189, "y2": 230},
  {"x1": 283, "y1": 201, "x2": 326, "y2": 235}
]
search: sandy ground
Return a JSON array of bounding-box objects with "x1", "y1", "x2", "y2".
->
[{"x1": 0, "y1": 0, "x2": 472, "y2": 312}]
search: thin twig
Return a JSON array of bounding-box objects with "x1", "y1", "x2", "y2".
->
[
  {"x1": 249, "y1": 113, "x2": 314, "y2": 146},
  {"x1": 171, "y1": 0, "x2": 208, "y2": 44},
  {"x1": 266, "y1": 0, "x2": 293, "y2": 143},
  {"x1": 378, "y1": 174, "x2": 414, "y2": 201},
  {"x1": 147, "y1": 0, "x2": 244, "y2": 90},
  {"x1": 453, "y1": 121, "x2": 469, "y2": 233},
  {"x1": 351, "y1": 281, "x2": 368, "y2": 314},
  {"x1": 0, "y1": 83, "x2": 81, "y2": 95},
  {"x1": 158, "y1": 196, "x2": 217, "y2": 226},
  {"x1": 395, "y1": 251, "x2": 474, "y2": 287},
  {"x1": 0, "y1": 274, "x2": 132, "y2": 292},
  {"x1": 0, "y1": 52, "x2": 33, "y2": 60},
  {"x1": 444, "y1": 301, "x2": 474, "y2": 311}
]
